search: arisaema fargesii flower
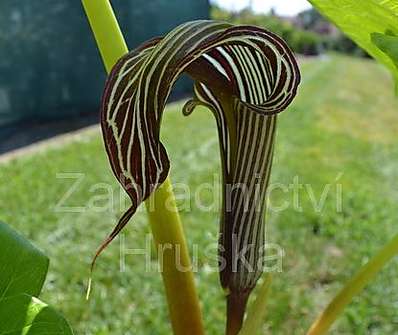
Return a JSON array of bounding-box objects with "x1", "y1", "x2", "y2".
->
[{"x1": 95, "y1": 20, "x2": 300, "y2": 334}]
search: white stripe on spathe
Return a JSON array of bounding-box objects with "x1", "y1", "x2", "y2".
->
[
  {"x1": 216, "y1": 46, "x2": 247, "y2": 102},
  {"x1": 202, "y1": 53, "x2": 230, "y2": 81}
]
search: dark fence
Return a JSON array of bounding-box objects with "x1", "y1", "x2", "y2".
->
[{"x1": 0, "y1": 0, "x2": 210, "y2": 129}]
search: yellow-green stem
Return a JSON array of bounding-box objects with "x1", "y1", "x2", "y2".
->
[
  {"x1": 81, "y1": 1, "x2": 204, "y2": 334},
  {"x1": 146, "y1": 180, "x2": 204, "y2": 334},
  {"x1": 239, "y1": 274, "x2": 272, "y2": 335},
  {"x1": 307, "y1": 233, "x2": 398, "y2": 335},
  {"x1": 82, "y1": 0, "x2": 127, "y2": 73}
]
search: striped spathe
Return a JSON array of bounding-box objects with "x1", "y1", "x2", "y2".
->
[{"x1": 98, "y1": 20, "x2": 301, "y2": 333}]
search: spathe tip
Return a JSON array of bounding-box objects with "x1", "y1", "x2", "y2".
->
[{"x1": 86, "y1": 276, "x2": 93, "y2": 301}]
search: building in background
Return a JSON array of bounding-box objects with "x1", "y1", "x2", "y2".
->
[{"x1": 0, "y1": 0, "x2": 210, "y2": 150}]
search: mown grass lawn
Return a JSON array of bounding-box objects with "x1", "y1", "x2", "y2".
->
[{"x1": 1, "y1": 54, "x2": 397, "y2": 334}]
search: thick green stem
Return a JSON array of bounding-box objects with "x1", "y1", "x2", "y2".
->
[
  {"x1": 81, "y1": 1, "x2": 204, "y2": 334},
  {"x1": 146, "y1": 180, "x2": 204, "y2": 334},
  {"x1": 307, "y1": 233, "x2": 398, "y2": 335}
]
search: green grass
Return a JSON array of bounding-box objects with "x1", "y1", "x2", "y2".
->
[{"x1": 1, "y1": 54, "x2": 398, "y2": 334}]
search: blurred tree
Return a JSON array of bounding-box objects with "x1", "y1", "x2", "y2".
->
[{"x1": 211, "y1": 5, "x2": 366, "y2": 57}]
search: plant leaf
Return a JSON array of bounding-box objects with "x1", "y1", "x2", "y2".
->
[
  {"x1": 371, "y1": 32, "x2": 398, "y2": 68},
  {"x1": 0, "y1": 222, "x2": 73, "y2": 334},
  {"x1": 377, "y1": 0, "x2": 398, "y2": 15},
  {"x1": 0, "y1": 294, "x2": 73, "y2": 335},
  {"x1": 0, "y1": 221, "x2": 49, "y2": 298},
  {"x1": 308, "y1": 0, "x2": 398, "y2": 91}
]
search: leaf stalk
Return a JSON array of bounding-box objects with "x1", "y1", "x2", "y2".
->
[{"x1": 307, "y1": 233, "x2": 398, "y2": 335}]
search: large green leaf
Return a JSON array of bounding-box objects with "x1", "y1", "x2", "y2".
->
[
  {"x1": 0, "y1": 294, "x2": 73, "y2": 335},
  {"x1": 377, "y1": 0, "x2": 398, "y2": 15},
  {"x1": 0, "y1": 222, "x2": 73, "y2": 334},
  {"x1": 0, "y1": 222, "x2": 49, "y2": 297},
  {"x1": 308, "y1": 0, "x2": 398, "y2": 91}
]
